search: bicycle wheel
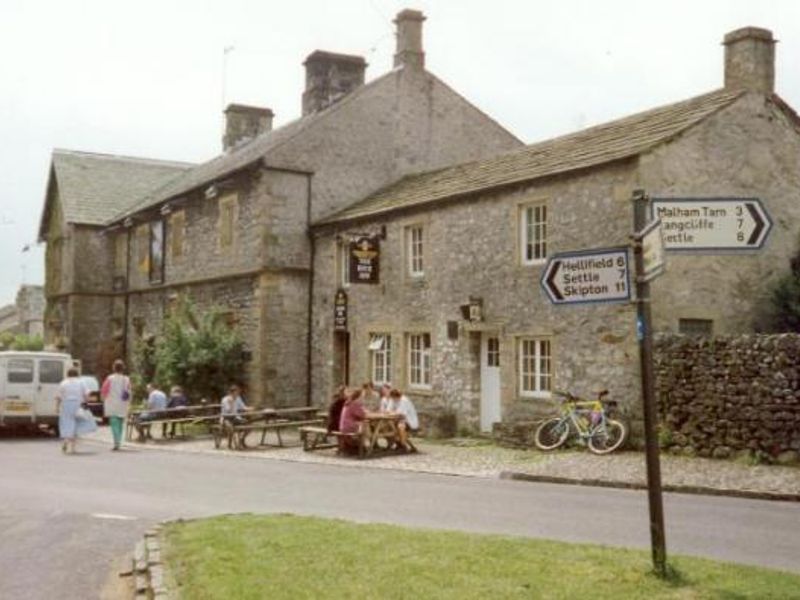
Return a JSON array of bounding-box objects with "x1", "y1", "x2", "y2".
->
[
  {"x1": 588, "y1": 418, "x2": 626, "y2": 454},
  {"x1": 534, "y1": 418, "x2": 570, "y2": 451}
]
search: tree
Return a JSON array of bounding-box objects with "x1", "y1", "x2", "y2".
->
[
  {"x1": 134, "y1": 298, "x2": 246, "y2": 402},
  {"x1": 768, "y1": 235, "x2": 800, "y2": 332},
  {"x1": 0, "y1": 333, "x2": 45, "y2": 351}
]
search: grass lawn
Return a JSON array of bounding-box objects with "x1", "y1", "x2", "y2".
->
[{"x1": 162, "y1": 514, "x2": 800, "y2": 599}]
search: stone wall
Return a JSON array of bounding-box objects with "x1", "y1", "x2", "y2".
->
[{"x1": 655, "y1": 334, "x2": 800, "y2": 463}]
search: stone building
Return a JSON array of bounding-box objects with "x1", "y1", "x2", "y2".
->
[
  {"x1": 38, "y1": 10, "x2": 522, "y2": 400},
  {"x1": 310, "y1": 27, "x2": 800, "y2": 432},
  {"x1": 1, "y1": 285, "x2": 54, "y2": 337},
  {"x1": 38, "y1": 149, "x2": 194, "y2": 373}
]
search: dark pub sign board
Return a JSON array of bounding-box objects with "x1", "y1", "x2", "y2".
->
[
  {"x1": 349, "y1": 236, "x2": 380, "y2": 284},
  {"x1": 334, "y1": 289, "x2": 348, "y2": 331}
]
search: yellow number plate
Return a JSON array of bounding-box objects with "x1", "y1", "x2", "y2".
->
[{"x1": 4, "y1": 401, "x2": 31, "y2": 412}]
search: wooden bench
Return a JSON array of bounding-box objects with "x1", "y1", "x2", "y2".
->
[
  {"x1": 239, "y1": 418, "x2": 324, "y2": 449},
  {"x1": 299, "y1": 426, "x2": 365, "y2": 458},
  {"x1": 126, "y1": 405, "x2": 221, "y2": 442}
]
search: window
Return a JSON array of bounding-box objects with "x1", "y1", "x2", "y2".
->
[
  {"x1": 679, "y1": 318, "x2": 713, "y2": 336},
  {"x1": 7, "y1": 359, "x2": 34, "y2": 383},
  {"x1": 338, "y1": 240, "x2": 351, "y2": 287},
  {"x1": 39, "y1": 360, "x2": 64, "y2": 384},
  {"x1": 149, "y1": 220, "x2": 165, "y2": 284},
  {"x1": 114, "y1": 233, "x2": 127, "y2": 275},
  {"x1": 407, "y1": 225, "x2": 424, "y2": 277},
  {"x1": 520, "y1": 204, "x2": 547, "y2": 264},
  {"x1": 136, "y1": 225, "x2": 149, "y2": 273},
  {"x1": 369, "y1": 334, "x2": 392, "y2": 385},
  {"x1": 170, "y1": 210, "x2": 186, "y2": 259},
  {"x1": 218, "y1": 193, "x2": 238, "y2": 250},
  {"x1": 487, "y1": 337, "x2": 500, "y2": 367},
  {"x1": 519, "y1": 338, "x2": 551, "y2": 397},
  {"x1": 408, "y1": 333, "x2": 431, "y2": 388}
]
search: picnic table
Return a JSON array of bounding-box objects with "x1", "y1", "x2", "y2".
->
[
  {"x1": 300, "y1": 411, "x2": 417, "y2": 458},
  {"x1": 126, "y1": 403, "x2": 221, "y2": 442},
  {"x1": 215, "y1": 406, "x2": 324, "y2": 450}
]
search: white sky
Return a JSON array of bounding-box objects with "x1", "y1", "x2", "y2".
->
[{"x1": 1, "y1": 0, "x2": 799, "y2": 306}]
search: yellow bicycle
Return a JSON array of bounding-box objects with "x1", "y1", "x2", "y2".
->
[{"x1": 534, "y1": 390, "x2": 627, "y2": 454}]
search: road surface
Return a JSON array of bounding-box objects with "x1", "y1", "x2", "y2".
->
[{"x1": 1, "y1": 434, "x2": 798, "y2": 599}]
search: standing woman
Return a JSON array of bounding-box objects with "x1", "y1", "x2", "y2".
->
[
  {"x1": 102, "y1": 359, "x2": 132, "y2": 450},
  {"x1": 56, "y1": 367, "x2": 91, "y2": 454}
]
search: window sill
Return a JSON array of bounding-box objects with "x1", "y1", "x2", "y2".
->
[
  {"x1": 408, "y1": 387, "x2": 434, "y2": 397},
  {"x1": 519, "y1": 260, "x2": 547, "y2": 269},
  {"x1": 519, "y1": 392, "x2": 552, "y2": 401}
]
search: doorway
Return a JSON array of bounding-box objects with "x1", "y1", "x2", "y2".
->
[
  {"x1": 480, "y1": 334, "x2": 501, "y2": 432},
  {"x1": 333, "y1": 331, "x2": 350, "y2": 387}
]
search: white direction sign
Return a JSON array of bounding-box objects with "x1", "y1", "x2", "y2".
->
[
  {"x1": 640, "y1": 219, "x2": 665, "y2": 282},
  {"x1": 541, "y1": 246, "x2": 631, "y2": 305},
  {"x1": 652, "y1": 198, "x2": 772, "y2": 251}
]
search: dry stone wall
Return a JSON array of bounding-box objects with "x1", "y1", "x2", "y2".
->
[{"x1": 655, "y1": 334, "x2": 800, "y2": 464}]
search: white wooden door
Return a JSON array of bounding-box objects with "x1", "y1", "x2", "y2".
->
[{"x1": 480, "y1": 335, "x2": 501, "y2": 433}]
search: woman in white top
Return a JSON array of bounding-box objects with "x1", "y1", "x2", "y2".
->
[
  {"x1": 101, "y1": 359, "x2": 132, "y2": 450},
  {"x1": 388, "y1": 388, "x2": 419, "y2": 451},
  {"x1": 56, "y1": 367, "x2": 91, "y2": 454}
]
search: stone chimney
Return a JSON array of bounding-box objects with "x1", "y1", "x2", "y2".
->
[
  {"x1": 302, "y1": 51, "x2": 367, "y2": 116},
  {"x1": 223, "y1": 104, "x2": 274, "y2": 152},
  {"x1": 723, "y1": 27, "x2": 776, "y2": 93},
  {"x1": 393, "y1": 9, "x2": 426, "y2": 69}
]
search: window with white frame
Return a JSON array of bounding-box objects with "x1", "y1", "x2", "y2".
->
[
  {"x1": 338, "y1": 240, "x2": 351, "y2": 287},
  {"x1": 369, "y1": 334, "x2": 391, "y2": 385},
  {"x1": 519, "y1": 338, "x2": 551, "y2": 397},
  {"x1": 407, "y1": 225, "x2": 424, "y2": 277},
  {"x1": 408, "y1": 333, "x2": 431, "y2": 388},
  {"x1": 520, "y1": 203, "x2": 547, "y2": 264}
]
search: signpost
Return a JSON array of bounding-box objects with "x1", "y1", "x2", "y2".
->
[
  {"x1": 652, "y1": 198, "x2": 772, "y2": 251},
  {"x1": 541, "y1": 247, "x2": 631, "y2": 305},
  {"x1": 632, "y1": 190, "x2": 667, "y2": 578}
]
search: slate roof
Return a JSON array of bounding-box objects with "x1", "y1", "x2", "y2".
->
[
  {"x1": 46, "y1": 150, "x2": 193, "y2": 228},
  {"x1": 111, "y1": 70, "x2": 399, "y2": 223},
  {"x1": 315, "y1": 88, "x2": 745, "y2": 225}
]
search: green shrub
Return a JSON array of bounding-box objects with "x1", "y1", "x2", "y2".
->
[{"x1": 133, "y1": 297, "x2": 245, "y2": 402}]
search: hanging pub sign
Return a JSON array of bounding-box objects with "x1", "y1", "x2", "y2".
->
[
  {"x1": 349, "y1": 235, "x2": 380, "y2": 284},
  {"x1": 333, "y1": 289, "x2": 348, "y2": 331}
]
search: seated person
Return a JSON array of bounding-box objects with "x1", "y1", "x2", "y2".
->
[
  {"x1": 220, "y1": 384, "x2": 249, "y2": 425},
  {"x1": 163, "y1": 385, "x2": 189, "y2": 438},
  {"x1": 327, "y1": 385, "x2": 348, "y2": 434},
  {"x1": 338, "y1": 388, "x2": 366, "y2": 454},
  {"x1": 387, "y1": 388, "x2": 419, "y2": 451},
  {"x1": 361, "y1": 381, "x2": 379, "y2": 410},
  {"x1": 136, "y1": 383, "x2": 168, "y2": 439},
  {"x1": 378, "y1": 383, "x2": 392, "y2": 412}
]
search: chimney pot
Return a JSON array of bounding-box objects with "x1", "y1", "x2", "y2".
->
[
  {"x1": 223, "y1": 104, "x2": 274, "y2": 152},
  {"x1": 723, "y1": 26, "x2": 776, "y2": 93},
  {"x1": 394, "y1": 9, "x2": 426, "y2": 69},
  {"x1": 302, "y1": 51, "x2": 367, "y2": 116}
]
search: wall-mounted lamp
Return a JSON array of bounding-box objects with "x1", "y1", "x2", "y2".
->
[{"x1": 204, "y1": 184, "x2": 219, "y2": 200}]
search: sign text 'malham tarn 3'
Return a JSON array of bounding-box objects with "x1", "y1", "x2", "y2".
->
[{"x1": 652, "y1": 198, "x2": 772, "y2": 251}]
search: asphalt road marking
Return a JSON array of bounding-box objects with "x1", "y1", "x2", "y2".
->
[{"x1": 90, "y1": 513, "x2": 137, "y2": 521}]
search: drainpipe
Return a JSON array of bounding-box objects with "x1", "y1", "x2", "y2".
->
[{"x1": 305, "y1": 175, "x2": 314, "y2": 407}]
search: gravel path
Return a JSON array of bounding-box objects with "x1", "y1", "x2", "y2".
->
[{"x1": 81, "y1": 427, "x2": 800, "y2": 497}]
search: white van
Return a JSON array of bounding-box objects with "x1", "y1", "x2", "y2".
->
[{"x1": 0, "y1": 351, "x2": 77, "y2": 432}]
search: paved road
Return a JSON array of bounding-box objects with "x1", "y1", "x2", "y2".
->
[{"x1": 1, "y1": 434, "x2": 799, "y2": 599}]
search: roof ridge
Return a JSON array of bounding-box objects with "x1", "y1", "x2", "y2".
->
[
  {"x1": 106, "y1": 69, "x2": 402, "y2": 224},
  {"x1": 53, "y1": 148, "x2": 195, "y2": 169},
  {"x1": 315, "y1": 87, "x2": 746, "y2": 226}
]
